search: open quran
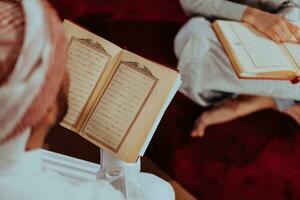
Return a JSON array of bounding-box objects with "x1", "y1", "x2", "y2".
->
[
  {"x1": 213, "y1": 20, "x2": 300, "y2": 82},
  {"x1": 61, "y1": 20, "x2": 181, "y2": 163}
]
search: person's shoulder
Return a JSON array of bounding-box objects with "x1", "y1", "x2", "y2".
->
[
  {"x1": 75, "y1": 179, "x2": 125, "y2": 200},
  {"x1": 0, "y1": 170, "x2": 74, "y2": 200},
  {"x1": 43, "y1": 169, "x2": 124, "y2": 199},
  {"x1": 0, "y1": 175, "x2": 64, "y2": 200},
  {"x1": 0, "y1": 170, "x2": 124, "y2": 200}
]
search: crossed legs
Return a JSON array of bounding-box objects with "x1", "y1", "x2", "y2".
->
[{"x1": 191, "y1": 95, "x2": 300, "y2": 137}]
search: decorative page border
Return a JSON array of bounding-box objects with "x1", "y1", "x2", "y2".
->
[
  {"x1": 83, "y1": 61, "x2": 159, "y2": 153},
  {"x1": 62, "y1": 37, "x2": 112, "y2": 129}
]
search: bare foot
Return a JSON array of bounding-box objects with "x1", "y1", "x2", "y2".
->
[
  {"x1": 191, "y1": 95, "x2": 277, "y2": 137},
  {"x1": 284, "y1": 104, "x2": 300, "y2": 125}
]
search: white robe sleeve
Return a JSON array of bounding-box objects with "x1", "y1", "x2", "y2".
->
[
  {"x1": 179, "y1": 0, "x2": 247, "y2": 21},
  {"x1": 179, "y1": 0, "x2": 299, "y2": 21},
  {"x1": 277, "y1": 1, "x2": 300, "y2": 23}
]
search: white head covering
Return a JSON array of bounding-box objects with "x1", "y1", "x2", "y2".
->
[{"x1": 0, "y1": 0, "x2": 67, "y2": 150}]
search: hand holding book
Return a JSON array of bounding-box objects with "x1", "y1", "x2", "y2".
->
[
  {"x1": 212, "y1": 20, "x2": 300, "y2": 82},
  {"x1": 241, "y1": 7, "x2": 300, "y2": 43}
]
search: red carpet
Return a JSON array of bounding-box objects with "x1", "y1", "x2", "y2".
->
[{"x1": 47, "y1": 1, "x2": 300, "y2": 199}]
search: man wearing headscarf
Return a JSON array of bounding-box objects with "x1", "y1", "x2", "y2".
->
[{"x1": 0, "y1": 0, "x2": 126, "y2": 199}]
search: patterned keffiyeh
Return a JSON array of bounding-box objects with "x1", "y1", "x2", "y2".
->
[{"x1": 0, "y1": 0, "x2": 68, "y2": 144}]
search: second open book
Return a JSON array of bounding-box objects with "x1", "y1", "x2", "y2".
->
[
  {"x1": 213, "y1": 20, "x2": 300, "y2": 81},
  {"x1": 61, "y1": 20, "x2": 181, "y2": 163}
]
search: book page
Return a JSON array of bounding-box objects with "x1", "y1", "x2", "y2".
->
[
  {"x1": 82, "y1": 50, "x2": 179, "y2": 162},
  {"x1": 139, "y1": 75, "x2": 181, "y2": 156},
  {"x1": 62, "y1": 37, "x2": 111, "y2": 127},
  {"x1": 61, "y1": 20, "x2": 122, "y2": 130},
  {"x1": 230, "y1": 23, "x2": 291, "y2": 68},
  {"x1": 82, "y1": 61, "x2": 158, "y2": 151},
  {"x1": 283, "y1": 43, "x2": 300, "y2": 74},
  {"x1": 215, "y1": 21, "x2": 295, "y2": 74}
]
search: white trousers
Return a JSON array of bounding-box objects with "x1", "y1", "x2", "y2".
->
[{"x1": 174, "y1": 17, "x2": 300, "y2": 109}]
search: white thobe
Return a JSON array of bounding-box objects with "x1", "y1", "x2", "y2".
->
[
  {"x1": 175, "y1": 0, "x2": 300, "y2": 109},
  {"x1": 0, "y1": 130, "x2": 174, "y2": 200},
  {"x1": 0, "y1": 130, "x2": 124, "y2": 200}
]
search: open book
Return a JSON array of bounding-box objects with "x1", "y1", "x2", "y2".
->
[
  {"x1": 61, "y1": 20, "x2": 181, "y2": 163},
  {"x1": 212, "y1": 20, "x2": 300, "y2": 81}
]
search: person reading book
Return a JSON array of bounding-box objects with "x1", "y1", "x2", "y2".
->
[
  {"x1": 0, "y1": 1, "x2": 174, "y2": 200},
  {"x1": 174, "y1": 0, "x2": 300, "y2": 137}
]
